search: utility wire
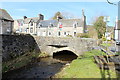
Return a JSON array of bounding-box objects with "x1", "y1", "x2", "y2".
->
[{"x1": 107, "y1": 0, "x2": 117, "y2": 6}]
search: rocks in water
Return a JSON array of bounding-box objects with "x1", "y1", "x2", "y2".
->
[{"x1": 65, "y1": 63, "x2": 70, "y2": 66}]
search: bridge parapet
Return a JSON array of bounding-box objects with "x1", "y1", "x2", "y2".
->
[{"x1": 34, "y1": 36, "x2": 98, "y2": 56}]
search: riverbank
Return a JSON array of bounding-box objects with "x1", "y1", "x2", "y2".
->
[
  {"x1": 53, "y1": 50, "x2": 117, "y2": 78},
  {"x1": 3, "y1": 49, "x2": 119, "y2": 78},
  {"x1": 2, "y1": 51, "x2": 49, "y2": 73}
]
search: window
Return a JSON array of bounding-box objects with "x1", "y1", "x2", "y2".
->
[
  {"x1": 64, "y1": 32, "x2": 66, "y2": 35},
  {"x1": 20, "y1": 28, "x2": 22, "y2": 32},
  {"x1": 74, "y1": 32, "x2": 76, "y2": 36},
  {"x1": 21, "y1": 23, "x2": 23, "y2": 26},
  {"x1": 30, "y1": 22, "x2": 33, "y2": 26},
  {"x1": 73, "y1": 22, "x2": 78, "y2": 28},
  {"x1": 39, "y1": 24, "x2": 42, "y2": 28},
  {"x1": 40, "y1": 23, "x2": 42, "y2": 27},
  {"x1": 58, "y1": 32, "x2": 60, "y2": 36},
  {"x1": 49, "y1": 32, "x2": 51, "y2": 35},
  {"x1": 26, "y1": 28, "x2": 29, "y2": 33},
  {"x1": 21, "y1": 21, "x2": 24, "y2": 26},
  {"x1": 30, "y1": 28, "x2": 33, "y2": 33},
  {"x1": 74, "y1": 24, "x2": 77, "y2": 28},
  {"x1": 51, "y1": 24, "x2": 54, "y2": 27}
]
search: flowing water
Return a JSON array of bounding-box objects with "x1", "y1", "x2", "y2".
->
[{"x1": 2, "y1": 51, "x2": 78, "y2": 79}]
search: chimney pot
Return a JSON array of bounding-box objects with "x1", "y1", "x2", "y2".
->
[
  {"x1": 23, "y1": 16, "x2": 27, "y2": 19},
  {"x1": 38, "y1": 14, "x2": 44, "y2": 20}
]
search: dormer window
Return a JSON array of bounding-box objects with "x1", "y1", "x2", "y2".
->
[
  {"x1": 40, "y1": 24, "x2": 42, "y2": 27},
  {"x1": 38, "y1": 23, "x2": 42, "y2": 28},
  {"x1": 51, "y1": 24, "x2": 53, "y2": 27},
  {"x1": 30, "y1": 22, "x2": 33, "y2": 26},
  {"x1": 49, "y1": 23, "x2": 53, "y2": 27}
]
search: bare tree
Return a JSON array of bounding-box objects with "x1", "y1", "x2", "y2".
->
[
  {"x1": 50, "y1": 11, "x2": 79, "y2": 20},
  {"x1": 61, "y1": 12, "x2": 80, "y2": 19}
]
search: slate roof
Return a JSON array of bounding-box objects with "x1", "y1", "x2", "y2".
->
[
  {"x1": 38, "y1": 20, "x2": 58, "y2": 27},
  {"x1": 0, "y1": 9, "x2": 13, "y2": 21},
  {"x1": 59, "y1": 19, "x2": 83, "y2": 27},
  {"x1": 15, "y1": 17, "x2": 39, "y2": 24},
  {"x1": 24, "y1": 17, "x2": 39, "y2": 24},
  {"x1": 37, "y1": 19, "x2": 83, "y2": 28}
]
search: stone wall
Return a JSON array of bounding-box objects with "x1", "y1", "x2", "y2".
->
[
  {"x1": 34, "y1": 36, "x2": 98, "y2": 56},
  {"x1": 2, "y1": 34, "x2": 40, "y2": 62},
  {"x1": 2, "y1": 35, "x2": 98, "y2": 62}
]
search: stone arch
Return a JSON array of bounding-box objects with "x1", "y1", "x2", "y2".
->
[{"x1": 52, "y1": 47, "x2": 79, "y2": 56}]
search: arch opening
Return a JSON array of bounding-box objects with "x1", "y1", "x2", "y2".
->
[{"x1": 53, "y1": 50, "x2": 78, "y2": 61}]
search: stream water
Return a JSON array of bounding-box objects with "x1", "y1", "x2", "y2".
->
[{"x1": 2, "y1": 51, "x2": 78, "y2": 79}]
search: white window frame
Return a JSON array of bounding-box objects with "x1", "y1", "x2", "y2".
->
[{"x1": 73, "y1": 21, "x2": 78, "y2": 28}]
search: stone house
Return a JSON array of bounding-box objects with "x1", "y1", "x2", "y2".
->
[
  {"x1": 14, "y1": 10, "x2": 87, "y2": 37},
  {"x1": 14, "y1": 14, "x2": 44, "y2": 35},
  {"x1": 0, "y1": 9, "x2": 14, "y2": 34},
  {"x1": 37, "y1": 18, "x2": 85, "y2": 37},
  {"x1": 36, "y1": 10, "x2": 87, "y2": 37}
]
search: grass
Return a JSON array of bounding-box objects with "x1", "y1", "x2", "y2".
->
[
  {"x1": 54, "y1": 50, "x2": 117, "y2": 78},
  {"x1": 81, "y1": 49, "x2": 106, "y2": 58},
  {"x1": 100, "y1": 43, "x2": 111, "y2": 47},
  {"x1": 2, "y1": 51, "x2": 48, "y2": 73},
  {"x1": 38, "y1": 52, "x2": 49, "y2": 58}
]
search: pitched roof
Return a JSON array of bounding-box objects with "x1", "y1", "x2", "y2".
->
[
  {"x1": 0, "y1": 9, "x2": 13, "y2": 21},
  {"x1": 24, "y1": 17, "x2": 39, "y2": 24},
  {"x1": 37, "y1": 19, "x2": 83, "y2": 27},
  {"x1": 38, "y1": 20, "x2": 58, "y2": 27},
  {"x1": 59, "y1": 19, "x2": 83, "y2": 27}
]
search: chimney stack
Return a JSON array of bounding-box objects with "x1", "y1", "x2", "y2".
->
[
  {"x1": 82, "y1": 9, "x2": 87, "y2": 33},
  {"x1": 57, "y1": 16, "x2": 62, "y2": 21},
  {"x1": 82, "y1": 9, "x2": 85, "y2": 16},
  {"x1": 23, "y1": 16, "x2": 27, "y2": 19},
  {"x1": 38, "y1": 14, "x2": 44, "y2": 20}
]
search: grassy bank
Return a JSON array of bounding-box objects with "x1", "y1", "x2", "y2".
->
[
  {"x1": 54, "y1": 50, "x2": 117, "y2": 78},
  {"x1": 100, "y1": 43, "x2": 111, "y2": 47},
  {"x1": 2, "y1": 51, "x2": 49, "y2": 73}
]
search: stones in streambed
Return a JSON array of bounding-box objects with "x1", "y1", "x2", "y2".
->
[{"x1": 65, "y1": 63, "x2": 70, "y2": 66}]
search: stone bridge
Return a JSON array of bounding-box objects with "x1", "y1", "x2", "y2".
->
[
  {"x1": 2, "y1": 34, "x2": 98, "y2": 61},
  {"x1": 34, "y1": 36, "x2": 98, "y2": 56}
]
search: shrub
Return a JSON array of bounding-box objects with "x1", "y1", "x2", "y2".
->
[
  {"x1": 66, "y1": 35, "x2": 73, "y2": 37},
  {"x1": 77, "y1": 33, "x2": 90, "y2": 38}
]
